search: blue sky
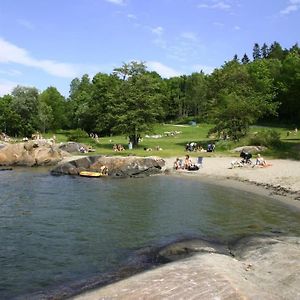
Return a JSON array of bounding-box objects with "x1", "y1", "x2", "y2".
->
[{"x1": 0, "y1": 0, "x2": 299, "y2": 96}]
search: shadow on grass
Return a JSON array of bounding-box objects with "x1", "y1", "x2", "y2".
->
[{"x1": 265, "y1": 141, "x2": 300, "y2": 160}]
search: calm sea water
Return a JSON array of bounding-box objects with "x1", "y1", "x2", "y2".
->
[{"x1": 0, "y1": 168, "x2": 299, "y2": 299}]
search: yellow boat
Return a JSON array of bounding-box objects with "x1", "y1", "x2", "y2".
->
[{"x1": 79, "y1": 171, "x2": 104, "y2": 177}]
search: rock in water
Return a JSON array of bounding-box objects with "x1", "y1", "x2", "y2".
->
[{"x1": 51, "y1": 156, "x2": 165, "y2": 177}]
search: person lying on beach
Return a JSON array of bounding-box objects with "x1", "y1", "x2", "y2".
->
[{"x1": 254, "y1": 154, "x2": 267, "y2": 167}]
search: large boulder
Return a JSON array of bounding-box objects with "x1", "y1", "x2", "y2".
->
[
  {"x1": 58, "y1": 142, "x2": 88, "y2": 153},
  {"x1": 51, "y1": 156, "x2": 165, "y2": 177},
  {"x1": 0, "y1": 140, "x2": 70, "y2": 166},
  {"x1": 232, "y1": 146, "x2": 267, "y2": 153}
]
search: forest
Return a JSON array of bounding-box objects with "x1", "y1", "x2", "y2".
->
[{"x1": 0, "y1": 41, "x2": 299, "y2": 146}]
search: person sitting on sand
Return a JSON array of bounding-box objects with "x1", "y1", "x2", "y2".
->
[
  {"x1": 174, "y1": 158, "x2": 182, "y2": 170},
  {"x1": 184, "y1": 155, "x2": 192, "y2": 169},
  {"x1": 255, "y1": 153, "x2": 267, "y2": 167}
]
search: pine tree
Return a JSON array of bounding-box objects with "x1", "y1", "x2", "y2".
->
[
  {"x1": 233, "y1": 54, "x2": 239, "y2": 62},
  {"x1": 253, "y1": 43, "x2": 261, "y2": 60},
  {"x1": 241, "y1": 53, "x2": 250, "y2": 64},
  {"x1": 261, "y1": 43, "x2": 269, "y2": 58}
]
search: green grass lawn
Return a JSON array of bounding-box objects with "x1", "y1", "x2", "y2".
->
[{"x1": 47, "y1": 123, "x2": 300, "y2": 160}]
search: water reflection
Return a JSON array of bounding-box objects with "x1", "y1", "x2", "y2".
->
[{"x1": 0, "y1": 169, "x2": 299, "y2": 298}]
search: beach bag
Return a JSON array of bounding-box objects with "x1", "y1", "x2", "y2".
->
[{"x1": 188, "y1": 165, "x2": 199, "y2": 171}]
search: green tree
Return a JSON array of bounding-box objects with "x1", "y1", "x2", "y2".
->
[
  {"x1": 38, "y1": 101, "x2": 53, "y2": 133},
  {"x1": 241, "y1": 53, "x2": 250, "y2": 64},
  {"x1": 88, "y1": 72, "x2": 120, "y2": 135},
  {"x1": 111, "y1": 62, "x2": 164, "y2": 147},
  {"x1": 207, "y1": 59, "x2": 278, "y2": 140},
  {"x1": 66, "y1": 74, "x2": 92, "y2": 129},
  {"x1": 185, "y1": 72, "x2": 208, "y2": 118},
  {"x1": 10, "y1": 86, "x2": 40, "y2": 136},
  {"x1": 268, "y1": 41, "x2": 285, "y2": 60},
  {"x1": 39, "y1": 87, "x2": 66, "y2": 130},
  {"x1": 261, "y1": 43, "x2": 269, "y2": 59},
  {"x1": 277, "y1": 52, "x2": 300, "y2": 123},
  {"x1": 253, "y1": 43, "x2": 261, "y2": 60},
  {"x1": 0, "y1": 95, "x2": 22, "y2": 136}
]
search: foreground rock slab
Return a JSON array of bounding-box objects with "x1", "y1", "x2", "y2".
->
[{"x1": 72, "y1": 236, "x2": 300, "y2": 300}]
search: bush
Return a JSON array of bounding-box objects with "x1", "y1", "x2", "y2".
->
[
  {"x1": 67, "y1": 129, "x2": 89, "y2": 142},
  {"x1": 248, "y1": 129, "x2": 281, "y2": 148}
]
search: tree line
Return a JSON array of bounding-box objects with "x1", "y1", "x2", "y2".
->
[{"x1": 0, "y1": 41, "x2": 299, "y2": 145}]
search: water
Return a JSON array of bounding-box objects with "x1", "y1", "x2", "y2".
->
[{"x1": 0, "y1": 168, "x2": 299, "y2": 299}]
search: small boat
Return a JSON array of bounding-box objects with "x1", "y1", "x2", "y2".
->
[{"x1": 79, "y1": 171, "x2": 104, "y2": 177}]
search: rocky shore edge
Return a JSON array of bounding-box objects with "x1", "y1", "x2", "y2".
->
[
  {"x1": 71, "y1": 235, "x2": 300, "y2": 300},
  {"x1": 162, "y1": 156, "x2": 300, "y2": 209}
]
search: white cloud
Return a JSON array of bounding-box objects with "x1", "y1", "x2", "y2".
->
[
  {"x1": 147, "y1": 61, "x2": 181, "y2": 78},
  {"x1": 151, "y1": 26, "x2": 164, "y2": 36},
  {"x1": 198, "y1": 3, "x2": 209, "y2": 8},
  {"x1": 192, "y1": 64, "x2": 215, "y2": 74},
  {"x1": 198, "y1": 1, "x2": 231, "y2": 10},
  {"x1": 0, "y1": 37, "x2": 77, "y2": 78},
  {"x1": 151, "y1": 26, "x2": 167, "y2": 49},
  {"x1": 127, "y1": 14, "x2": 137, "y2": 19},
  {"x1": 213, "y1": 21, "x2": 225, "y2": 28},
  {"x1": 0, "y1": 69, "x2": 22, "y2": 76},
  {"x1": 181, "y1": 32, "x2": 198, "y2": 41},
  {"x1": 105, "y1": 0, "x2": 125, "y2": 5},
  {"x1": 17, "y1": 19, "x2": 34, "y2": 30},
  {"x1": 0, "y1": 79, "x2": 19, "y2": 96},
  {"x1": 234, "y1": 25, "x2": 241, "y2": 30},
  {"x1": 280, "y1": 0, "x2": 300, "y2": 14}
]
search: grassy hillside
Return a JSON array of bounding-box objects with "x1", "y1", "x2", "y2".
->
[{"x1": 46, "y1": 123, "x2": 300, "y2": 160}]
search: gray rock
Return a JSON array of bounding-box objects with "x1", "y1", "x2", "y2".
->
[
  {"x1": 157, "y1": 239, "x2": 230, "y2": 262},
  {"x1": 232, "y1": 146, "x2": 267, "y2": 153},
  {"x1": 58, "y1": 142, "x2": 87, "y2": 153},
  {"x1": 51, "y1": 156, "x2": 165, "y2": 177},
  {"x1": 0, "y1": 141, "x2": 69, "y2": 166}
]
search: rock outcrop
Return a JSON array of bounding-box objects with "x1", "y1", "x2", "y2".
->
[
  {"x1": 58, "y1": 142, "x2": 89, "y2": 153},
  {"x1": 232, "y1": 146, "x2": 267, "y2": 153},
  {"x1": 0, "y1": 140, "x2": 70, "y2": 166},
  {"x1": 51, "y1": 156, "x2": 165, "y2": 177},
  {"x1": 73, "y1": 235, "x2": 300, "y2": 300}
]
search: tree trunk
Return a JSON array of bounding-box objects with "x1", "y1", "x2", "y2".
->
[{"x1": 129, "y1": 134, "x2": 140, "y2": 148}]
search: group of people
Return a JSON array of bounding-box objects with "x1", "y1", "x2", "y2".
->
[
  {"x1": 174, "y1": 155, "x2": 199, "y2": 171},
  {"x1": 231, "y1": 151, "x2": 268, "y2": 168},
  {"x1": 286, "y1": 127, "x2": 298, "y2": 137},
  {"x1": 185, "y1": 142, "x2": 215, "y2": 153},
  {"x1": 144, "y1": 145, "x2": 163, "y2": 151},
  {"x1": 113, "y1": 144, "x2": 125, "y2": 152}
]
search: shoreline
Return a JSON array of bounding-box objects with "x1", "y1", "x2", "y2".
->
[
  {"x1": 67, "y1": 155, "x2": 300, "y2": 299},
  {"x1": 162, "y1": 156, "x2": 300, "y2": 210}
]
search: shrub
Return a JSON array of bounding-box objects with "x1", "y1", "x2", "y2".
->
[
  {"x1": 248, "y1": 129, "x2": 281, "y2": 148},
  {"x1": 67, "y1": 129, "x2": 88, "y2": 142}
]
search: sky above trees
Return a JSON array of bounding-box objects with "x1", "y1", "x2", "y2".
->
[{"x1": 0, "y1": 0, "x2": 299, "y2": 96}]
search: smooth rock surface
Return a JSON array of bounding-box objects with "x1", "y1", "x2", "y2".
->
[{"x1": 72, "y1": 236, "x2": 300, "y2": 300}]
